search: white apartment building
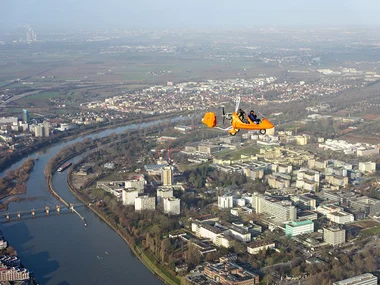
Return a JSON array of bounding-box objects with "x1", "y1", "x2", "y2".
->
[
  {"x1": 325, "y1": 175, "x2": 349, "y2": 188},
  {"x1": 230, "y1": 207, "x2": 253, "y2": 217},
  {"x1": 125, "y1": 177, "x2": 145, "y2": 193},
  {"x1": 358, "y1": 162, "x2": 376, "y2": 173},
  {"x1": 272, "y1": 164, "x2": 292, "y2": 174},
  {"x1": 296, "y1": 168, "x2": 320, "y2": 191},
  {"x1": 253, "y1": 193, "x2": 296, "y2": 222},
  {"x1": 242, "y1": 193, "x2": 254, "y2": 205},
  {"x1": 297, "y1": 169, "x2": 320, "y2": 183},
  {"x1": 122, "y1": 188, "x2": 139, "y2": 206},
  {"x1": 234, "y1": 198, "x2": 246, "y2": 207},
  {"x1": 214, "y1": 222, "x2": 252, "y2": 243},
  {"x1": 267, "y1": 174, "x2": 291, "y2": 190},
  {"x1": 357, "y1": 148, "x2": 379, "y2": 157},
  {"x1": 192, "y1": 222, "x2": 221, "y2": 244},
  {"x1": 317, "y1": 205, "x2": 354, "y2": 224},
  {"x1": 218, "y1": 195, "x2": 233, "y2": 209},
  {"x1": 157, "y1": 187, "x2": 173, "y2": 203},
  {"x1": 247, "y1": 242, "x2": 276, "y2": 254},
  {"x1": 296, "y1": 180, "x2": 318, "y2": 192},
  {"x1": 191, "y1": 222, "x2": 248, "y2": 247},
  {"x1": 226, "y1": 226, "x2": 251, "y2": 243},
  {"x1": 324, "y1": 227, "x2": 346, "y2": 246},
  {"x1": 135, "y1": 196, "x2": 156, "y2": 211},
  {"x1": 34, "y1": 125, "x2": 44, "y2": 137},
  {"x1": 291, "y1": 195, "x2": 316, "y2": 210},
  {"x1": 163, "y1": 197, "x2": 180, "y2": 215}
]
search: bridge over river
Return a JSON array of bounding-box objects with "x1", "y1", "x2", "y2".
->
[{"x1": 1, "y1": 203, "x2": 87, "y2": 226}]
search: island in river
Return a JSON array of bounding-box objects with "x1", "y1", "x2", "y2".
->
[{"x1": 0, "y1": 158, "x2": 35, "y2": 210}]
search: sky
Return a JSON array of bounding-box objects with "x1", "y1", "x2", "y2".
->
[{"x1": 1, "y1": 0, "x2": 380, "y2": 31}]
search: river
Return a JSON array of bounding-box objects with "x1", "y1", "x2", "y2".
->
[{"x1": 0, "y1": 117, "x2": 186, "y2": 285}]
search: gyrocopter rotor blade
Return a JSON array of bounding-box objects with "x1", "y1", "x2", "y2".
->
[{"x1": 222, "y1": 106, "x2": 225, "y2": 125}]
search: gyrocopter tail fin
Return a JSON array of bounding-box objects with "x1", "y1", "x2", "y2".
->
[{"x1": 202, "y1": 112, "x2": 217, "y2": 128}]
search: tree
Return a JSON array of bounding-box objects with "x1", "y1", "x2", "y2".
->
[
  {"x1": 205, "y1": 252, "x2": 218, "y2": 262},
  {"x1": 186, "y1": 241, "x2": 201, "y2": 267},
  {"x1": 160, "y1": 238, "x2": 171, "y2": 263}
]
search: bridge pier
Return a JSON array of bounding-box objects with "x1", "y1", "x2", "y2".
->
[
  {"x1": 45, "y1": 206, "x2": 50, "y2": 216},
  {"x1": 56, "y1": 205, "x2": 60, "y2": 215},
  {"x1": 32, "y1": 209, "x2": 35, "y2": 218},
  {"x1": 17, "y1": 212, "x2": 21, "y2": 220}
]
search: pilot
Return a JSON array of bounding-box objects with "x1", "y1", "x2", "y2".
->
[
  {"x1": 249, "y1": 110, "x2": 260, "y2": 124},
  {"x1": 237, "y1": 109, "x2": 246, "y2": 122}
]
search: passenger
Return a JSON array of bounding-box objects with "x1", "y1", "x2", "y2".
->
[{"x1": 248, "y1": 110, "x2": 260, "y2": 124}]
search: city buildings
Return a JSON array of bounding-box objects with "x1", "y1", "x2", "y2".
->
[
  {"x1": 357, "y1": 148, "x2": 379, "y2": 157},
  {"x1": 161, "y1": 166, "x2": 173, "y2": 186},
  {"x1": 25, "y1": 27, "x2": 37, "y2": 42},
  {"x1": 125, "y1": 176, "x2": 145, "y2": 193},
  {"x1": 203, "y1": 262, "x2": 259, "y2": 285},
  {"x1": 253, "y1": 193, "x2": 297, "y2": 222},
  {"x1": 323, "y1": 227, "x2": 346, "y2": 246},
  {"x1": 0, "y1": 256, "x2": 21, "y2": 267},
  {"x1": 247, "y1": 241, "x2": 276, "y2": 255},
  {"x1": 191, "y1": 220, "x2": 252, "y2": 248},
  {"x1": 34, "y1": 124, "x2": 44, "y2": 137},
  {"x1": 163, "y1": 197, "x2": 180, "y2": 215},
  {"x1": 358, "y1": 162, "x2": 377, "y2": 173},
  {"x1": 157, "y1": 187, "x2": 173, "y2": 203},
  {"x1": 218, "y1": 195, "x2": 233, "y2": 209},
  {"x1": 135, "y1": 196, "x2": 156, "y2": 211},
  {"x1": 291, "y1": 195, "x2": 316, "y2": 210},
  {"x1": 0, "y1": 262, "x2": 30, "y2": 281},
  {"x1": 349, "y1": 196, "x2": 380, "y2": 217},
  {"x1": 43, "y1": 121, "x2": 50, "y2": 137},
  {"x1": 333, "y1": 273, "x2": 378, "y2": 285},
  {"x1": 285, "y1": 220, "x2": 314, "y2": 237},
  {"x1": 296, "y1": 168, "x2": 320, "y2": 192},
  {"x1": 122, "y1": 188, "x2": 139, "y2": 206},
  {"x1": 317, "y1": 205, "x2": 354, "y2": 224},
  {"x1": 22, "y1": 109, "x2": 30, "y2": 124}
]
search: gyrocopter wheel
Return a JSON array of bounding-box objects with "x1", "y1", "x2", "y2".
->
[{"x1": 259, "y1": 129, "x2": 266, "y2": 135}]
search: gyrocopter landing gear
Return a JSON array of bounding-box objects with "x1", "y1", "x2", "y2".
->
[
  {"x1": 259, "y1": 129, "x2": 266, "y2": 135},
  {"x1": 229, "y1": 129, "x2": 238, "y2": 136}
]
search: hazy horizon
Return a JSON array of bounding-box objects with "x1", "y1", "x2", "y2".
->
[{"x1": 2, "y1": 0, "x2": 380, "y2": 31}]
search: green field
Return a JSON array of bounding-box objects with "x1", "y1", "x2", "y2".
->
[
  {"x1": 214, "y1": 145, "x2": 260, "y2": 160},
  {"x1": 361, "y1": 226, "x2": 380, "y2": 236}
]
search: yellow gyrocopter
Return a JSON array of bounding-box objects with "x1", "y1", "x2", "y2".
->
[{"x1": 202, "y1": 96, "x2": 274, "y2": 136}]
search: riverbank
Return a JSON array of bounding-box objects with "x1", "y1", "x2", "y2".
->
[
  {"x1": 66, "y1": 165, "x2": 180, "y2": 285},
  {"x1": 41, "y1": 117, "x2": 186, "y2": 285},
  {"x1": 0, "y1": 111, "x2": 186, "y2": 173}
]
